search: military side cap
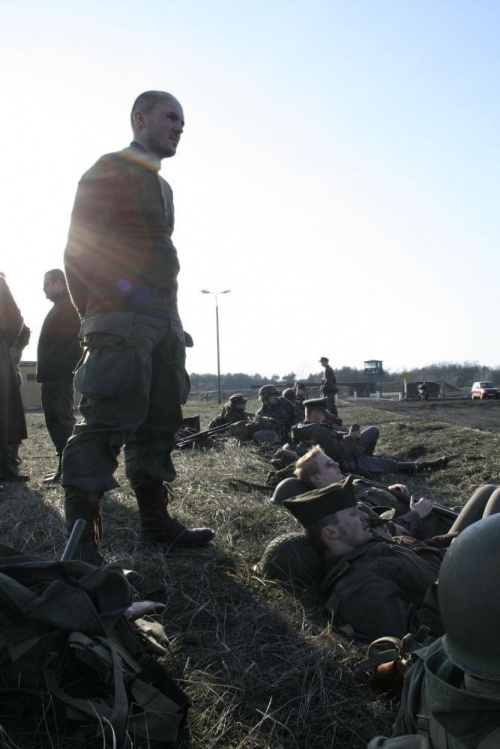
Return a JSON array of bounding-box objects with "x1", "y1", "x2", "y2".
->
[
  {"x1": 319, "y1": 357, "x2": 329, "y2": 362},
  {"x1": 303, "y1": 397, "x2": 329, "y2": 411},
  {"x1": 357, "y1": 502, "x2": 396, "y2": 528},
  {"x1": 283, "y1": 475, "x2": 356, "y2": 529},
  {"x1": 229, "y1": 393, "x2": 247, "y2": 405}
]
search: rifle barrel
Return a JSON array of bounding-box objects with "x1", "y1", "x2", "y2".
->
[
  {"x1": 352, "y1": 475, "x2": 458, "y2": 521},
  {"x1": 61, "y1": 519, "x2": 86, "y2": 561},
  {"x1": 176, "y1": 420, "x2": 246, "y2": 447}
]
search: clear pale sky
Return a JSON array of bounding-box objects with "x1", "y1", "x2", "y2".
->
[{"x1": 2, "y1": 0, "x2": 499, "y2": 379}]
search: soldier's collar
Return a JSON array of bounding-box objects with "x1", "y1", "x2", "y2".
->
[{"x1": 126, "y1": 142, "x2": 161, "y2": 172}]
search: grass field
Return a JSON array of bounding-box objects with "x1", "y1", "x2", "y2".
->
[{"x1": 1, "y1": 400, "x2": 500, "y2": 748}]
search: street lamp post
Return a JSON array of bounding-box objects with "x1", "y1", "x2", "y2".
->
[{"x1": 201, "y1": 289, "x2": 231, "y2": 404}]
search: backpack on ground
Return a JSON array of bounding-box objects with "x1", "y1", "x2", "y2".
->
[{"x1": 0, "y1": 542, "x2": 189, "y2": 746}]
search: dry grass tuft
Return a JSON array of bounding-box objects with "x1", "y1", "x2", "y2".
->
[{"x1": 1, "y1": 401, "x2": 499, "y2": 747}]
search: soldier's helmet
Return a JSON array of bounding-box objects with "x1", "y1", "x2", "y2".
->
[
  {"x1": 282, "y1": 388, "x2": 296, "y2": 403},
  {"x1": 259, "y1": 385, "x2": 279, "y2": 399},
  {"x1": 254, "y1": 533, "x2": 324, "y2": 588},
  {"x1": 440, "y1": 514, "x2": 500, "y2": 679},
  {"x1": 272, "y1": 477, "x2": 310, "y2": 505},
  {"x1": 229, "y1": 393, "x2": 247, "y2": 406}
]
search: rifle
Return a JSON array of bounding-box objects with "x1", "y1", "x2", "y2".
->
[
  {"x1": 352, "y1": 475, "x2": 458, "y2": 522},
  {"x1": 175, "y1": 420, "x2": 250, "y2": 448}
]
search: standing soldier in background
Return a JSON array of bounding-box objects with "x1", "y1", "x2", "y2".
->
[
  {"x1": 63, "y1": 90, "x2": 215, "y2": 564},
  {"x1": 37, "y1": 269, "x2": 82, "y2": 483},
  {"x1": 319, "y1": 356, "x2": 338, "y2": 417}
]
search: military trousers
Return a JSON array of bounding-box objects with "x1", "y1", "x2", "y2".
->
[
  {"x1": 62, "y1": 316, "x2": 189, "y2": 492},
  {"x1": 41, "y1": 379, "x2": 76, "y2": 454}
]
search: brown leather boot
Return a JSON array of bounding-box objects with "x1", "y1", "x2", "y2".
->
[
  {"x1": 135, "y1": 481, "x2": 215, "y2": 547},
  {"x1": 64, "y1": 487, "x2": 105, "y2": 566}
]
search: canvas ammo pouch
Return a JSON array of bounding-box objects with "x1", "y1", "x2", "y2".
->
[{"x1": 0, "y1": 544, "x2": 189, "y2": 745}]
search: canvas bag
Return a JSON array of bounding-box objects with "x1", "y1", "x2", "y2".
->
[{"x1": 0, "y1": 543, "x2": 189, "y2": 745}]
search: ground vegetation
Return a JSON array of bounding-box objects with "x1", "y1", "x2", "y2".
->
[{"x1": 1, "y1": 400, "x2": 500, "y2": 747}]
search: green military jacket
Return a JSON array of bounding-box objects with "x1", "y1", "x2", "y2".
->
[
  {"x1": 292, "y1": 421, "x2": 359, "y2": 463},
  {"x1": 368, "y1": 639, "x2": 500, "y2": 748},
  {"x1": 320, "y1": 539, "x2": 443, "y2": 640}
]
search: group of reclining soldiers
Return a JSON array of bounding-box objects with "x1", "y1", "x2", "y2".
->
[
  {"x1": 211, "y1": 389, "x2": 500, "y2": 747},
  {"x1": 209, "y1": 387, "x2": 450, "y2": 477}
]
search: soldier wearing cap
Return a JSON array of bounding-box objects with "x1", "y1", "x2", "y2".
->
[
  {"x1": 319, "y1": 357, "x2": 338, "y2": 416},
  {"x1": 292, "y1": 400, "x2": 449, "y2": 477},
  {"x1": 279, "y1": 445, "x2": 436, "y2": 538},
  {"x1": 255, "y1": 384, "x2": 298, "y2": 442},
  {"x1": 208, "y1": 393, "x2": 253, "y2": 429},
  {"x1": 368, "y1": 514, "x2": 500, "y2": 748},
  {"x1": 283, "y1": 478, "x2": 444, "y2": 640}
]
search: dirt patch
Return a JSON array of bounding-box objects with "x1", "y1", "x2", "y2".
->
[{"x1": 367, "y1": 398, "x2": 500, "y2": 434}]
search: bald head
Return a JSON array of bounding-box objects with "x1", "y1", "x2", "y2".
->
[
  {"x1": 131, "y1": 91, "x2": 179, "y2": 125},
  {"x1": 131, "y1": 90, "x2": 184, "y2": 161}
]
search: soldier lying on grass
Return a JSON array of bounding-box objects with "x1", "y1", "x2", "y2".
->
[
  {"x1": 273, "y1": 445, "x2": 439, "y2": 538},
  {"x1": 292, "y1": 398, "x2": 450, "y2": 477},
  {"x1": 258, "y1": 471, "x2": 500, "y2": 641}
]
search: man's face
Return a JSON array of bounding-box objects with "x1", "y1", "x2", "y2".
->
[
  {"x1": 138, "y1": 96, "x2": 184, "y2": 159},
  {"x1": 43, "y1": 274, "x2": 63, "y2": 301},
  {"x1": 328, "y1": 506, "x2": 372, "y2": 548},
  {"x1": 267, "y1": 394, "x2": 279, "y2": 405},
  {"x1": 311, "y1": 451, "x2": 343, "y2": 487},
  {"x1": 296, "y1": 388, "x2": 306, "y2": 402},
  {"x1": 309, "y1": 408, "x2": 326, "y2": 424}
]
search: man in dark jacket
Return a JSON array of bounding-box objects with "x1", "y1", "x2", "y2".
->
[
  {"x1": 37, "y1": 269, "x2": 82, "y2": 483},
  {"x1": 292, "y1": 399, "x2": 449, "y2": 476},
  {"x1": 255, "y1": 384, "x2": 298, "y2": 442},
  {"x1": 209, "y1": 393, "x2": 253, "y2": 428},
  {"x1": 62, "y1": 90, "x2": 214, "y2": 564},
  {"x1": 284, "y1": 478, "x2": 444, "y2": 640},
  {"x1": 0, "y1": 273, "x2": 28, "y2": 481}
]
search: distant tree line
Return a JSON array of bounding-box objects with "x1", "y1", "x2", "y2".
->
[{"x1": 189, "y1": 362, "x2": 500, "y2": 393}]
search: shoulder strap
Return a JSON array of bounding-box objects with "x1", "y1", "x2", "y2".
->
[{"x1": 415, "y1": 680, "x2": 449, "y2": 749}]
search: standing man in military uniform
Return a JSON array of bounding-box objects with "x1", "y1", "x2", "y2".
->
[
  {"x1": 37, "y1": 269, "x2": 82, "y2": 483},
  {"x1": 319, "y1": 356, "x2": 338, "y2": 416},
  {"x1": 63, "y1": 90, "x2": 215, "y2": 564}
]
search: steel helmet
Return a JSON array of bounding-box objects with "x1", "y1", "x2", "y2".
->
[
  {"x1": 440, "y1": 514, "x2": 500, "y2": 679},
  {"x1": 254, "y1": 532, "x2": 324, "y2": 587},
  {"x1": 259, "y1": 385, "x2": 279, "y2": 398}
]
